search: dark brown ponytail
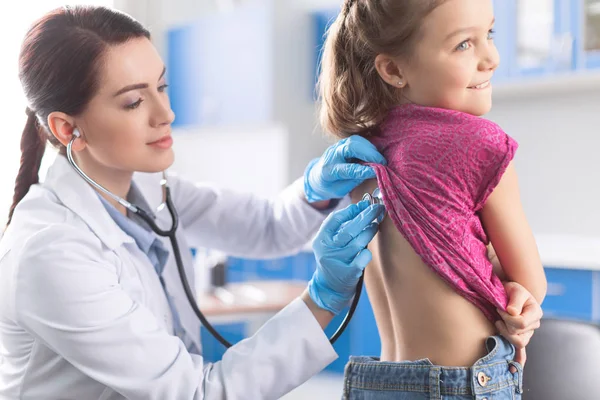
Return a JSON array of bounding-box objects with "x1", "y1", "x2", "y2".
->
[
  {"x1": 7, "y1": 109, "x2": 47, "y2": 225},
  {"x1": 7, "y1": 5, "x2": 150, "y2": 225}
]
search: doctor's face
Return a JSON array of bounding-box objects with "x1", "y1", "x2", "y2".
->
[{"x1": 75, "y1": 37, "x2": 176, "y2": 174}]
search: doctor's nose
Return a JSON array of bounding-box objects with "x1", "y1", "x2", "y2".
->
[{"x1": 150, "y1": 98, "x2": 176, "y2": 128}]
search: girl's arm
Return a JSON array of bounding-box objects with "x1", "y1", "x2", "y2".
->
[{"x1": 480, "y1": 162, "x2": 547, "y2": 305}]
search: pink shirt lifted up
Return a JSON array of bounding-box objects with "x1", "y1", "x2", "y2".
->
[{"x1": 368, "y1": 104, "x2": 518, "y2": 321}]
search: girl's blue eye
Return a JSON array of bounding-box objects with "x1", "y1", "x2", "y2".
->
[
  {"x1": 456, "y1": 40, "x2": 471, "y2": 51},
  {"x1": 487, "y1": 29, "x2": 495, "y2": 40}
]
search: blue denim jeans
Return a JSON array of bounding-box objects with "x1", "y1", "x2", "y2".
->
[{"x1": 343, "y1": 336, "x2": 523, "y2": 399}]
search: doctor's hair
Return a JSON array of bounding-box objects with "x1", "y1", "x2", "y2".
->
[
  {"x1": 318, "y1": 0, "x2": 446, "y2": 137},
  {"x1": 8, "y1": 6, "x2": 150, "y2": 225}
]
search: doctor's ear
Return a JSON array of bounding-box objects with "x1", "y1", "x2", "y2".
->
[{"x1": 47, "y1": 111, "x2": 87, "y2": 151}]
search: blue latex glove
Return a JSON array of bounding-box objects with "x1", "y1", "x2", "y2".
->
[
  {"x1": 308, "y1": 200, "x2": 385, "y2": 315},
  {"x1": 304, "y1": 135, "x2": 387, "y2": 203}
]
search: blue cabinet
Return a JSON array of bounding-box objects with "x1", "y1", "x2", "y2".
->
[
  {"x1": 542, "y1": 267, "x2": 600, "y2": 322},
  {"x1": 200, "y1": 322, "x2": 247, "y2": 363},
  {"x1": 323, "y1": 308, "x2": 352, "y2": 373},
  {"x1": 227, "y1": 252, "x2": 316, "y2": 283},
  {"x1": 348, "y1": 285, "x2": 381, "y2": 358},
  {"x1": 324, "y1": 285, "x2": 382, "y2": 373},
  {"x1": 543, "y1": 268, "x2": 594, "y2": 320}
]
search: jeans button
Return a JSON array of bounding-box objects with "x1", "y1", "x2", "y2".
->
[{"x1": 477, "y1": 371, "x2": 491, "y2": 387}]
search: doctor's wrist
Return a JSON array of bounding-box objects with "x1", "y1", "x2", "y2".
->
[
  {"x1": 301, "y1": 289, "x2": 335, "y2": 330},
  {"x1": 309, "y1": 199, "x2": 333, "y2": 210},
  {"x1": 307, "y1": 197, "x2": 342, "y2": 213}
]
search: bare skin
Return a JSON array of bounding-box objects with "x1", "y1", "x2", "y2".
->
[{"x1": 354, "y1": 179, "x2": 499, "y2": 366}]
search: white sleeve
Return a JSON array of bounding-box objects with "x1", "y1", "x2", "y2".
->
[
  {"x1": 169, "y1": 174, "x2": 347, "y2": 259},
  {"x1": 203, "y1": 298, "x2": 337, "y2": 399},
  {"x1": 14, "y1": 226, "x2": 338, "y2": 400}
]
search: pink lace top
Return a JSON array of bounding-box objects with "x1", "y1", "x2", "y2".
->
[{"x1": 369, "y1": 104, "x2": 518, "y2": 321}]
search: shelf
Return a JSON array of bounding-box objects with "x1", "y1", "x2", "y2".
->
[
  {"x1": 492, "y1": 71, "x2": 600, "y2": 100},
  {"x1": 535, "y1": 233, "x2": 600, "y2": 271}
]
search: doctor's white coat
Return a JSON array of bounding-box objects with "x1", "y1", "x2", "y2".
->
[{"x1": 0, "y1": 155, "x2": 340, "y2": 400}]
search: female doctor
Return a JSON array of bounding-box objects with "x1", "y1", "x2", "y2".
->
[{"x1": 0, "y1": 5, "x2": 543, "y2": 400}]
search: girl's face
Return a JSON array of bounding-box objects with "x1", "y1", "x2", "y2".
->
[{"x1": 385, "y1": 0, "x2": 499, "y2": 116}]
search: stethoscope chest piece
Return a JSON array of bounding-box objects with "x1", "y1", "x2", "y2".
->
[{"x1": 362, "y1": 187, "x2": 385, "y2": 223}]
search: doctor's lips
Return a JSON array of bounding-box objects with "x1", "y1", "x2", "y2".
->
[{"x1": 148, "y1": 133, "x2": 173, "y2": 149}]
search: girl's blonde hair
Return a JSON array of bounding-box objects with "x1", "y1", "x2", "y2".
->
[{"x1": 318, "y1": 0, "x2": 446, "y2": 137}]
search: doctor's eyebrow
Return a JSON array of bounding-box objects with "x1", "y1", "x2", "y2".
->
[{"x1": 113, "y1": 66, "x2": 167, "y2": 97}]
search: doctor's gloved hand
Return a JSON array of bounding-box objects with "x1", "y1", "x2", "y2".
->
[
  {"x1": 308, "y1": 200, "x2": 385, "y2": 315},
  {"x1": 304, "y1": 135, "x2": 387, "y2": 203}
]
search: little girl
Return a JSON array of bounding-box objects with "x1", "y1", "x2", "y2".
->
[{"x1": 318, "y1": 0, "x2": 548, "y2": 398}]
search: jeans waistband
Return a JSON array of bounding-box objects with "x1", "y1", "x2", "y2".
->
[{"x1": 344, "y1": 336, "x2": 523, "y2": 397}]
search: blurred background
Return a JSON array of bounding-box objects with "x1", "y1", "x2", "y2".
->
[{"x1": 2, "y1": 1, "x2": 600, "y2": 398}]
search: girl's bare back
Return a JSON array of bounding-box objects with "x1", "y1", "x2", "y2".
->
[{"x1": 353, "y1": 179, "x2": 496, "y2": 367}]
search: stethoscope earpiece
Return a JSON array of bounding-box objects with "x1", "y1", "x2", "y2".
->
[{"x1": 72, "y1": 128, "x2": 81, "y2": 139}]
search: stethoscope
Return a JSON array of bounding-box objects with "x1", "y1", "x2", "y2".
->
[{"x1": 67, "y1": 128, "x2": 384, "y2": 347}]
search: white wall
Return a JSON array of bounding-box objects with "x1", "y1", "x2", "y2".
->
[
  {"x1": 119, "y1": 0, "x2": 599, "y2": 238},
  {"x1": 270, "y1": 1, "x2": 337, "y2": 181},
  {"x1": 170, "y1": 124, "x2": 289, "y2": 198},
  {"x1": 487, "y1": 91, "x2": 600, "y2": 237}
]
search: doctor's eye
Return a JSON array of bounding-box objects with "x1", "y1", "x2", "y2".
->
[
  {"x1": 158, "y1": 84, "x2": 169, "y2": 93},
  {"x1": 126, "y1": 98, "x2": 144, "y2": 110}
]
